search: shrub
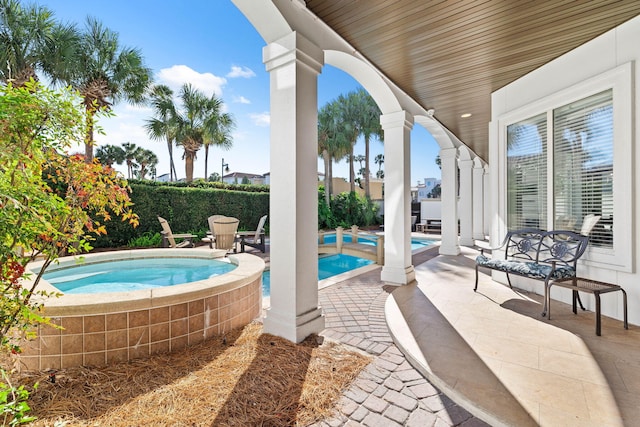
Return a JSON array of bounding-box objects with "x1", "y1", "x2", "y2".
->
[{"x1": 127, "y1": 232, "x2": 163, "y2": 248}]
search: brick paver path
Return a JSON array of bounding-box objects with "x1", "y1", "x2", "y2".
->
[{"x1": 310, "y1": 248, "x2": 489, "y2": 427}]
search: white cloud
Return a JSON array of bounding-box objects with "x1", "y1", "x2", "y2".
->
[
  {"x1": 227, "y1": 65, "x2": 256, "y2": 79},
  {"x1": 250, "y1": 112, "x2": 270, "y2": 127},
  {"x1": 233, "y1": 95, "x2": 251, "y2": 104},
  {"x1": 157, "y1": 65, "x2": 227, "y2": 97}
]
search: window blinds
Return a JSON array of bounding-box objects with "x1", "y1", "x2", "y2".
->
[
  {"x1": 553, "y1": 89, "x2": 613, "y2": 248},
  {"x1": 506, "y1": 113, "x2": 547, "y2": 230}
]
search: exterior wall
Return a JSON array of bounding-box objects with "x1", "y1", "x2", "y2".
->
[{"x1": 490, "y1": 15, "x2": 640, "y2": 325}]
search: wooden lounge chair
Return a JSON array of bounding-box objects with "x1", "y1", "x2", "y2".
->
[
  {"x1": 157, "y1": 216, "x2": 196, "y2": 248},
  {"x1": 238, "y1": 215, "x2": 267, "y2": 253},
  {"x1": 212, "y1": 216, "x2": 240, "y2": 253},
  {"x1": 202, "y1": 214, "x2": 225, "y2": 249}
]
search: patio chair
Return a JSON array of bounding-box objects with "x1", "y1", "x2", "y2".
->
[
  {"x1": 202, "y1": 214, "x2": 225, "y2": 249},
  {"x1": 238, "y1": 214, "x2": 268, "y2": 253},
  {"x1": 580, "y1": 214, "x2": 601, "y2": 236},
  {"x1": 212, "y1": 216, "x2": 240, "y2": 253},
  {"x1": 157, "y1": 216, "x2": 196, "y2": 248}
]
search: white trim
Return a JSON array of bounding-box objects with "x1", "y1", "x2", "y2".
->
[{"x1": 497, "y1": 62, "x2": 634, "y2": 273}]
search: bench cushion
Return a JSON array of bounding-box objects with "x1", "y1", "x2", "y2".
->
[{"x1": 476, "y1": 255, "x2": 576, "y2": 280}]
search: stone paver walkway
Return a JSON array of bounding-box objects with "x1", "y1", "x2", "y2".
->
[{"x1": 309, "y1": 251, "x2": 489, "y2": 427}]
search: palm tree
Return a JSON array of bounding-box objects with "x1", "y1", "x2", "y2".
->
[
  {"x1": 65, "y1": 17, "x2": 152, "y2": 162},
  {"x1": 318, "y1": 101, "x2": 351, "y2": 205},
  {"x1": 355, "y1": 88, "x2": 383, "y2": 198},
  {"x1": 122, "y1": 142, "x2": 141, "y2": 179},
  {"x1": 202, "y1": 102, "x2": 234, "y2": 180},
  {"x1": 354, "y1": 154, "x2": 366, "y2": 173},
  {"x1": 95, "y1": 144, "x2": 125, "y2": 168},
  {"x1": 173, "y1": 84, "x2": 234, "y2": 182},
  {"x1": 134, "y1": 148, "x2": 158, "y2": 180},
  {"x1": 0, "y1": 0, "x2": 78, "y2": 87},
  {"x1": 145, "y1": 84, "x2": 178, "y2": 181},
  {"x1": 334, "y1": 92, "x2": 360, "y2": 193},
  {"x1": 375, "y1": 153, "x2": 384, "y2": 178}
]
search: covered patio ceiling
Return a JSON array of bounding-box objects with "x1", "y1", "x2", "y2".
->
[{"x1": 305, "y1": 0, "x2": 640, "y2": 161}]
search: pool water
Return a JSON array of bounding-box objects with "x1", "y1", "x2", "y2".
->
[
  {"x1": 321, "y1": 233, "x2": 435, "y2": 251},
  {"x1": 43, "y1": 258, "x2": 237, "y2": 294},
  {"x1": 262, "y1": 253, "x2": 374, "y2": 297}
]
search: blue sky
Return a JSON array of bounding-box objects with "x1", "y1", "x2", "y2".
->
[{"x1": 36, "y1": 0, "x2": 442, "y2": 185}]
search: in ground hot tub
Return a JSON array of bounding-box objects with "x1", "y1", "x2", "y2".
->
[{"x1": 20, "y1": 249, "x2": 264, "y2": 371}]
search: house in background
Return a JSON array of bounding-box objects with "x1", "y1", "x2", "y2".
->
[
  {"x1": 222, "y1": 172, "x2": 266, "y2": 185},
  {"x1": 413, "y1": 177, "x2": 441, "y2": 201},
  {"x1": 155, "y1": 173, "x2": 171, "y2": 183}
]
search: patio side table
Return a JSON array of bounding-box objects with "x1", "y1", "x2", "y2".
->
[{"x1": 546, "y1": 277, "x2": 628, "y2": 336}]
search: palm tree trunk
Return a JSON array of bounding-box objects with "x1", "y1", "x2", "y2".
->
[
  {"x1": 185, "y1": 151, "x2": 195, "y2": 182},
  {"x1": 349, "y1": 149, "x2": 355, "y2": 193},
  {"x1": 364, "y1": 135, "x2": 370, "y2": 198},
  {"x1": 328, "y1": 159, "x2": 333, "y2": 198},
  {"x1": 84, "y1": 108, "x2": 95, "y2": 163},
  {"x1": 323, "y1": 150, "x2": 331, "y2": 206},
  {"x1": 204, "y1": 145, "x2": 209, "y2": 180},
  {"x1": 167, "y1": 138, "x2": 175, "y2": 181}
]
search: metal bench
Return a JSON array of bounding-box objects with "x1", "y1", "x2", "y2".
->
[{"x1": 474, "y1": 228, "x2": 590, "y2": 317}]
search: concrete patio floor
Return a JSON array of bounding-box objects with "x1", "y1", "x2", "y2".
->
[{"x1": 386, "y1": 245, "x2": 640, "y2": 427}]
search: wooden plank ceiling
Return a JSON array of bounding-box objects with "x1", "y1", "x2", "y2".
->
[{"x1": 305, "y1": 0, "x2": 640, "y2": 161}]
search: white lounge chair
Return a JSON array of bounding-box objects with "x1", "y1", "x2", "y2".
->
[
  {"x1": 580, "y1": 214, "x2": 601, "y2": 236},
  {"x1": 238, "y1": 215, "x2": 268, "y2": 253},
  {"x1": 157, "y1": 216, "x2": 196, "y2": 248}
]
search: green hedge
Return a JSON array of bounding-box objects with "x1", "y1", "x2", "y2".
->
[
  {"x1": 93, "y1": 181, "x2": 380, "y2": 248},
  {"x1": 93, "y1": 182, "x2": 269, "y2": 248}
]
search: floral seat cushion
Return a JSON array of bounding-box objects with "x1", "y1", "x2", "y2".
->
[{"x1": 475, "y1": 255, "x2": 576, "y2": 280}]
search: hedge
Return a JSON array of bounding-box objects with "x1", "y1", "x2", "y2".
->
[
  {"x1": 93, "y1": 181, "x2": 380, "y2": 248},
  {"x1": 93, "y1": 182, "x2": 269, "y2": 248}
]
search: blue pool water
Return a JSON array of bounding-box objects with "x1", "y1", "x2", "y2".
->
[
  {"x1": 262, "y1": 253, "x2": 374, "y2": 297},
  {"x1": 43, "y1": 258, "x2": 237, "y2": 294},
  {"x1": 321, "y1": 233, "x2": 435, "y2": 251}
]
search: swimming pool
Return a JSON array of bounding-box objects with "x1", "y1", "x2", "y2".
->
[
  {"x1": 262, "y1": 253, "x2": 374, "y2": 297},
  {"x1": 43, "y1": 258, "x2": 237, "y2": 294},
  {"x1": 320, "y1": 233, "x2": 435, "y2": 251},
  {"x1": 22, "y1": 250, "x2": 264, "y2": 371}
]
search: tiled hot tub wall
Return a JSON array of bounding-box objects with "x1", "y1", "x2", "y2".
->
[{"x1": 19, "y1": 250, "x2": 264, "y2": 371}]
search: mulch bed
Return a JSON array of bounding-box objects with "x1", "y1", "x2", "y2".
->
[{"x1": 15, "y1": 322, "x2": 370, "y2": 426}]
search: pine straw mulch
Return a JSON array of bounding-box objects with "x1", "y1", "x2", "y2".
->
[{"x1": 16, "y1": 322, "x2": 371, "y2": 427}]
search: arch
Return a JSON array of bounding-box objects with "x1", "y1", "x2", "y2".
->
[
  {"x1": 473, "y1": 157, "x2": 485, "y2": 168},
  {"x1": 458, "y1": 145, "x2": 473, "y2": 161},
  {"x1": 324, "y1": 50, "x2": 401, "y2": 114},
  {"x1": 231, "y1": 0, "x2": 292, "y2": 43},
  {"x1": 414, "y1": 115, "x2": 456, "y2": 150}
]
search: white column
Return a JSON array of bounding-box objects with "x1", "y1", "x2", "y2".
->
[
  {"x1": 439, "y1": 147, "x2": 461, "y2": 255},
  {"x1": 262, "y1": 32, "x2": 325, "y2": 343},
  {"x1": 458, "y1": 156, "x2": 474, "y2": 246},
  {"x1": 381, "y1": 110, "x2": 415, "y2": 285},
  {"x1": 483, "y1": 165, "x2": 491, "y2": 237},
  {"x1": 473, "y1": 160, "x2": 485, "y2": 240}
]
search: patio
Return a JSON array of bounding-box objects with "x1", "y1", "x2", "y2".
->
[
  {"x1": 244, "y1": 240, "x2": 640, "y2": 425},
  {"x1": 386, "y1": 245, "x2": 640, "y2": 426}
]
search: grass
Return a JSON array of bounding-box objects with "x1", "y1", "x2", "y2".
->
[{"x1": 17, "y1": 322, "x2": 370, "y2": 426}]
